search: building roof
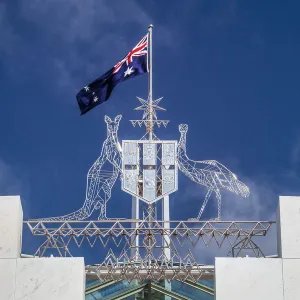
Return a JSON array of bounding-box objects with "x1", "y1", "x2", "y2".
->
[{"x1": 85, "y1": 279, "x2": 214, "y2": 300}]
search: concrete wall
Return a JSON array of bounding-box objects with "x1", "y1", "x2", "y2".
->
[
  {"x1": 215, "y1": 196, "x2": 300, "y2": 300},
  {"x1": 277, "y1": 196, "x2": 300, "y2": 258},
  {"x1": 0, "y1": 196, "x2": 86, "y2": 300},
  {"x1": 0, "y1": 196, "x2": 23, "y2": 258},
  {"x1": 215, "y1": 257, "x2": 284, "y2": 300}
]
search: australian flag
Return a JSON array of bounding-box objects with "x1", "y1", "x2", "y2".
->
[{"x1": 77, "y1": 34, "x2": 148, "y2": 115}]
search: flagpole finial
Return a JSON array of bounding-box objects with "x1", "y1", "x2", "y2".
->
[{"x1": 148, "y1": 24, "x2": 153, "y2": 29}]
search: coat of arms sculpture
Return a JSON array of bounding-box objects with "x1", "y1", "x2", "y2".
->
[{"x1": 23, "y1": 25, "x2": 280, "y2": 288}]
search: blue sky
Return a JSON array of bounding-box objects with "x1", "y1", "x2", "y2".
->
[{"x1": 1, "y1": 0, "x2": 300, "y2": 263}]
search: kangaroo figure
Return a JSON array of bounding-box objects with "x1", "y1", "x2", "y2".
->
[
  {"x1": 39, "y1": 115, "x2": 122, "y2": 221},
  {"x1": 177, "y1": 124, "x2": 249, "y2": 220}
]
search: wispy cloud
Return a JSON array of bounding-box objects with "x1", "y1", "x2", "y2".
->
[
  {"x1": 0, "y1": 1, "x2": 174, "y2": 92},
  {"x1": 180, "y1": 176, "x2": 278, "y2": 264},
  {"x1": 19, "y1": 0, "x2": 151, "y2": 44},
  {"x1": 177, "y1": 139, "x2": 300, "y2": 263}
]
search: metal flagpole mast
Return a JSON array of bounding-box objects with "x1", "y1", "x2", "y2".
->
[{"x1": 148, "y1": 24, "x2": 153, "y2": 141}]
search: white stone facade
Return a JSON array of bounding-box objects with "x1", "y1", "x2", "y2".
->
[
  {"x1": 0, "y1": 196, "x2": 86, "y2": 300},
  {"x1": 0, "y1": 196, "x2": 23, "y2": 258},
  {"x1": 215, "y1": 196, "x2": 300, "y2": 300}
]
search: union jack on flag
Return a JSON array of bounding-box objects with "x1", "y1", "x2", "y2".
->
[
  {"x1": 113, "y1": 34, "x2": 148, "y2": 74},
  {"x1": 76, "y1": 33, "x2": 149, "y2": 115}
]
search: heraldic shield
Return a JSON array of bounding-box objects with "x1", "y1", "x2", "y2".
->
[{"x1": 122, "y1": 140, "x2": 178, "y2": 203}]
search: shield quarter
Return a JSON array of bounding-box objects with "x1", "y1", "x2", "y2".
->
[{"x1": 122, "y1": 140, "x2": 178, "y2": 203}]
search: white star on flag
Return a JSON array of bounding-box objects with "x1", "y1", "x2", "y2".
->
[
  {"x1": 93, "y1": 96, "x2": 98, "y2": 102},
  {"x1": 84, "y1": 86, "x2": 89, "y2": 91},
  {"x1": 124, "y1": 66, "x2": 134, "y2": 77}
]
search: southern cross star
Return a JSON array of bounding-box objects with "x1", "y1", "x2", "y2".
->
[
  {"x1": 124, "y1": 66, "x2": 134, "y2": 77},
  {"x1": 84, "y1": 86, "x2": 89, "y2": 91},
  {"x1": 93, "y1": 96, "x2": 98, "y2": 103}
]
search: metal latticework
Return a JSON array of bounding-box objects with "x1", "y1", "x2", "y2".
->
[
  {"x1": 177, "y1": 124, "x2": 250, "y2": 220},
  {"x1": 25, "y1": 218, "x2": 273, "y2": 282}
]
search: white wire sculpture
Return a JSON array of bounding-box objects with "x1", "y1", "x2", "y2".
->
[
  {"x1": 38, "y1": 115, "x2": 122, "y2": 221},
  {"x1": 130, "y1": 96, "x2": 169, "y2": 140},
  {"x1": 177, "y1": 124, "x2": 250, "y2": 220},
  {"x1": 25, "y1": 28, "x2": 261, "y2": 284}
]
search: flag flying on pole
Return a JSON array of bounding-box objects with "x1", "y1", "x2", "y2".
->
[{"x1": 76, "y1": 34, "x2": 148, "y2": 115}]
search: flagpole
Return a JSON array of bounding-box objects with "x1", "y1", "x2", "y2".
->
[{"x1": 148, "y1": 24, "x2": 153, "y2": 141}]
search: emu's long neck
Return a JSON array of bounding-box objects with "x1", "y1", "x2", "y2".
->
[
  {"x1": 178, "y1": 131, "x2": 187, "y2": 154},
  {"x1": 177, "y1": 130, "x2": 195, "y2": 182}
]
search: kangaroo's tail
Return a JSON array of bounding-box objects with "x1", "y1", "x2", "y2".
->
[{"x1": 31, "y1": 205, "x2": 94, "y2": 221}]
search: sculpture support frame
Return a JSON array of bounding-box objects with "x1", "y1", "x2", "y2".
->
[{"x1": 24, "y1": 219, "x2": 274, "y2": 283}]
